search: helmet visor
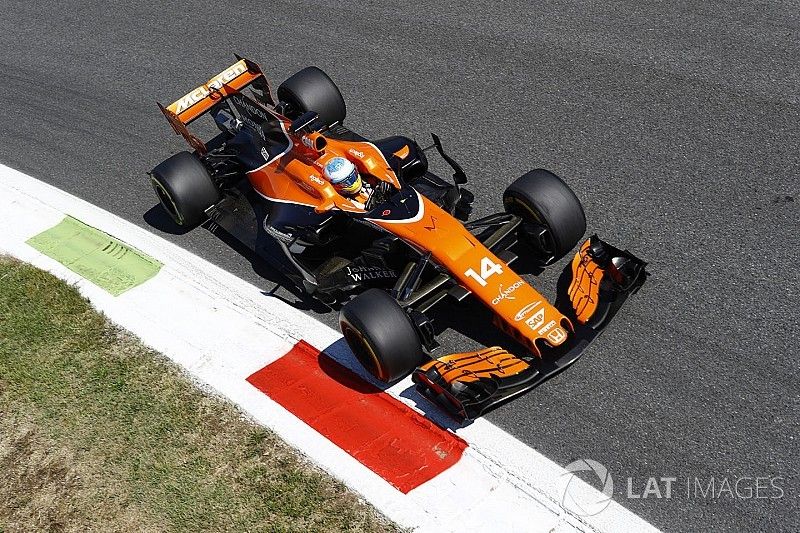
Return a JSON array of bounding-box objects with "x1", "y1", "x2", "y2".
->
[{"x1": 335, "y1": 167, "x2": 362, "y2": 194}]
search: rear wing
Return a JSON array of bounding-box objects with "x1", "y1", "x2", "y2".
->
[{"x1": 158, "y1": 56, "x2": 274, "y2": 153}]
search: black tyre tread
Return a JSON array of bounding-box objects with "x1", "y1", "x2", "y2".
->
[
  {"x1": 503, "y1": 169, "x2": 586, "y2": 260},
  {"x1": 277, "y1": 66, "x2": 346, "y2": 127},
  {"x1": 339, "y1": 289, "x2": 424, "y2": 382},
  {"x1": 150, "y1": 151, "x2": 220, "y2": 227}
]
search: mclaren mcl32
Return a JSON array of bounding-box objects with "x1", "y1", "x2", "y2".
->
[{"x1": 149, "y1": 57, "x2": 648, "y2": 420}]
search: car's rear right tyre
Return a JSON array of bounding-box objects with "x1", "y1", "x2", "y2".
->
[
  {"x1": 339, "y1": 289, "x2": 425, "y2": 382},
  {"x1": 277, "y1": 66, "x2": 346, "y2": 127},
  {"x1": 150, "y1": 151, "x2": 220, "y2": 228}
]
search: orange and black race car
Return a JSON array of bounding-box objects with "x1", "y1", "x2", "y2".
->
[{"x1": 149, "y1": 56, "x2": 648, "y2": 420}]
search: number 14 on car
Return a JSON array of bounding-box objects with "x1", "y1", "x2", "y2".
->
[{"x1": 464, "y1": 257, "x2": 504, "y2": 287}]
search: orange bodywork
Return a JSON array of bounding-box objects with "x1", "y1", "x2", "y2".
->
[
  {"x1": 247, "y1": 134, "x2": 573, "y2": 355},
  {"x1": 163, "y1": 59, "x2": 574, "y2": 357},
  {"x1": 247, "y1": 133, "x2": 573, "y2": 355},
  {"x1": 369, "y1": 197, "x2": 572, "y2": 355},
  {"x1": 247, "y1": 135, "x2": 402, "y2": 214}
]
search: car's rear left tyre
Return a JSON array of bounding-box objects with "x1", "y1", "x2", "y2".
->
[
  {"x1": 503, "y1": 169, "x2": 586, "y2": 263},
  {"x1": 339, "y1": 289, "x2": 425, "y2": 382},
  {"x1": 150, "y1": 151, "x2": 220, "y2": 228},
  {"x1": 277, "y1": 66, "x2": 346, "y2": 127}
]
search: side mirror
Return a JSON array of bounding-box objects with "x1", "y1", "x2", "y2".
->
[
  {"x1": 431, "y1": 133, "x2": 468, "y2": 185},
  {"x1": 290, "y1": 111, "x2": 320, "y2": 133}
]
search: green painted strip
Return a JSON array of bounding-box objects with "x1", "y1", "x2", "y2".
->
[{"x1": 26, "y1": 216, "x2": 162, "y2": 296}]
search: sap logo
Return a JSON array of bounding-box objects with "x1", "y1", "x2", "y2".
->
[
  {"x1": 175, "y1": 63, "x2": 247, "y2": 114},
  {"x1": 525, "y1": 308, "x2": 545, "y2": 330},
  {"x1": 491, "y1": 280, "x2": 524, "y2": 305},
  {"x1": 348, "y1": 148, "x2": 365, "y2": 158},
  {"x1": 514, "y1": 301, "x2": 542, "y2": 321},
  {"x1": 260, "y1": 147, "x2": 270, "y2": 161}
]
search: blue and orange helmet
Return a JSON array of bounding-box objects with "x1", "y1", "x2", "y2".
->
[{"x1": 323, "y1": 157, "x2": 362, "y2": 195}]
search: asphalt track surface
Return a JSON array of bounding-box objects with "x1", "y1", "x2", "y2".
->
[{"x1": 1, "y1": 2, "x2": 798, "y2": 531}]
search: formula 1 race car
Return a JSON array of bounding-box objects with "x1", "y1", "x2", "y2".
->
[{"x1": 149, "y1": 56, "x2": 648, "y2": 420}]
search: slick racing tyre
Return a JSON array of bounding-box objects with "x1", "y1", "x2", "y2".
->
[
  {"x1": 503, "y1": 169, "x2": 586, "y2": 263},
  {"x1": 277, "y1": 67, "x2": 346, "y2": 127},
  {"x1": 149, "y1": 151, "x2": 221, "y2": 228},
  {"x1": 339, "y1": 289, "x2": 425, "y2": 382}
]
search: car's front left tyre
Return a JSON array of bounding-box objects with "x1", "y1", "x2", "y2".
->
[{"x1": 339, "y1": 289, "x2": 425, "y2": 382}]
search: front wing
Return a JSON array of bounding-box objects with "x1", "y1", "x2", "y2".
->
[{"x1": 412, "y1": 235, "x2": 648, "y2": 420}]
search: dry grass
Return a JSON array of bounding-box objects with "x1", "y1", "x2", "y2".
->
[
  {"x1": 0, "y1": 413, "x2": 162, "y2": 532},
  {"x1": 0, "y1": 256, "x2": 395, "y2": 532}
]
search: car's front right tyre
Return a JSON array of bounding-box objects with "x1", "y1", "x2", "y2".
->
[{"x1": 503, "y1": 169, "x2": 586, "y2": 263}]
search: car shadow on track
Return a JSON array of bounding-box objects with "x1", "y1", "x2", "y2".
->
[
  {"x1": 143, "y1": 204, "x2": 193, "y2": 235},
  {"x1": 144, "y1": 203, "x2": 330, "y2": 313},
  {"x1": 205, "y1": 222, "x2": 332, "y2": 313},
  {"x1": 320, "y1": 337, "x2": 471, "y2": 431}
]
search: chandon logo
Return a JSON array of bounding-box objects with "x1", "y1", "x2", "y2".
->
[{"x1": 491, "y1": 281, "x2": 524, "y2": 305}]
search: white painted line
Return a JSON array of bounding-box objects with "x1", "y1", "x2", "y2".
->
[{"x1": 0, "y1": 163, "x2": 660, "y2": 533}]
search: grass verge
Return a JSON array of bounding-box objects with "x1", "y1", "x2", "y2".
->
[{"x1": 0, "y1": 256, "x2": 395, "y2": 532}]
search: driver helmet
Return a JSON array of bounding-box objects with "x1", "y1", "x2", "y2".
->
[{"x1": 323, "y1": 157, "x2": 362, "y2": 196}]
